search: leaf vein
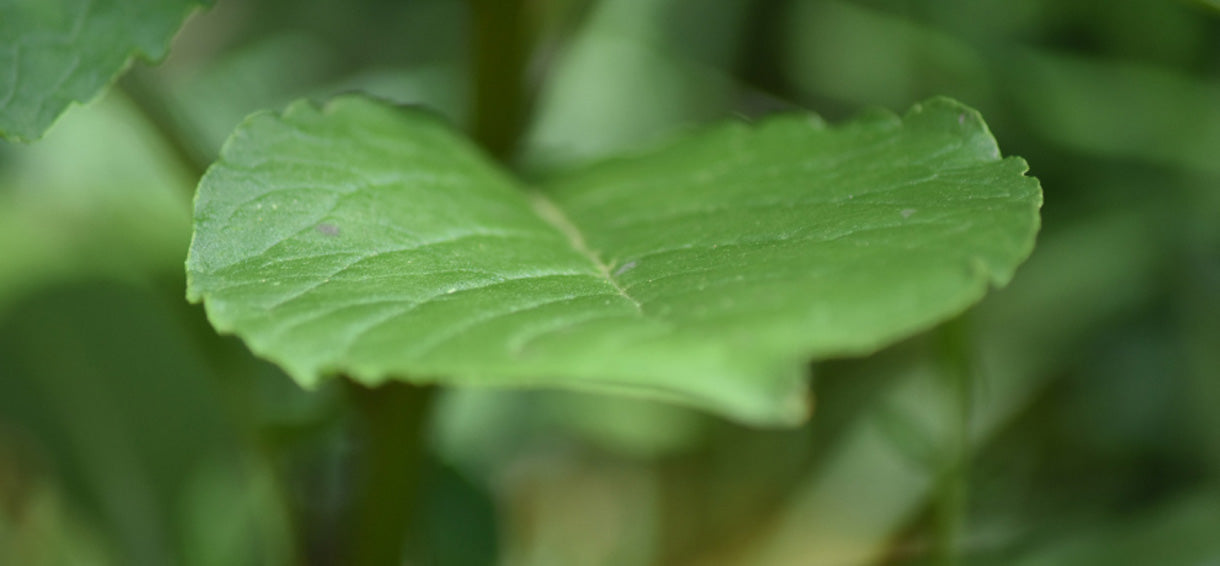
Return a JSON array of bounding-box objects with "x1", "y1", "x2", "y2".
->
[{"x1": 528, "y1": 191, "x2": 645, "y2": 314}]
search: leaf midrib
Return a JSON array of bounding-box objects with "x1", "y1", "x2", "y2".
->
[{"x1": 527, "y1": 190, "x2": 645, "y2": 314}]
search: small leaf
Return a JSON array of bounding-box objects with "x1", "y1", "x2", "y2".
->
[
  {"x1": 0, "y1": 0, "x2": 206, "y2": 142},
  {"x1": 187, "y1": 96, "x2": 1041, "y2": 425}
]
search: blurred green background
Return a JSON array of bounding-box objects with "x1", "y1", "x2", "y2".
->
[{"x1": 2, "y1": 0, "x2": 1218, "y2": 564}]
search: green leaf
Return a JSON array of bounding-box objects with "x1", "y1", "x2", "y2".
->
[
  {"x1": 187, "y1": 95, "x2": 1041, "y2": 425},
  {"x1": 0, "y1": 0, "x2": 206, "y2": 142}
]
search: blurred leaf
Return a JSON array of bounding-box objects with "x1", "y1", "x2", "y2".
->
[
  {"x1": 415, "y1": 462, "x2": 499, "y2": 566},
  {"x1": 0, "y1": 0, "x2": 207, "y2": 141},
  {"x1": 1007, "y1": 49, "x2": 1220, "y2": 175},
  {"x1": 149, "y1": 0, "x2": 469, "y2": 163},
  {"x1": 541, "y1": 392, "x2": 708, "y2": 459},
  {"x1": 0, "y1": 91, "x2": 192, "y2": 313},
  {"x1": 0, "y1": 282, "x2": 282, "y2": 566},
  {"x1": 178, "y1": 463, "x2": 293, "y2": 566},
  {"x1": 783, "y1": 0, "x2": 991, "y2": 112},
  {"x1": 186, "y1": 95, "x2": 1040, "y2": 425},
  {"x1": 1178, "y1": 176, "x2": 1220, "y2": 472},
  {"x1": 497, "y1": 454, "x2": 661, "y2": 566},
  {"x1": 700, "y1": 208, "x2": 1164, "y2": 565},
  {"x1": 969, "y1": 209, "x2": 1165, "y2": 439},
  {"x1": 1006, "y1": 489, "x2": 1220, "y2": 566},
  {"x1": 0, "y1": 472, "x2": 116, "y2": 566},
  {"x1": 700, "y1": 345, "x2": 957, "y2": 566},
  {"x1": 433, "y1": 388, "x2": 708, "y2": 474},
  {"x1": 521, "y1": 0, "x2": 742, "y2": 171},
  {"x1": 160, "y1": 33, "x2": 338, "y2": 162}
]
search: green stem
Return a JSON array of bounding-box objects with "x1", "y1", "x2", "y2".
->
[
  {"x1": 345, "y1": 381, "x2": 438, "y2": 566},
  {"x1": 932, "y1": 316, "x2": 974, "y2": 566},
  {"x1": 118, "y1": 70, "x2": 211, "y2": 181},
  {"x1": 337, "y1": 4, "x2": 541, "y2": 563},
  {"x1": 469, "y1": 0, "x2": 533, "y2": 160}
]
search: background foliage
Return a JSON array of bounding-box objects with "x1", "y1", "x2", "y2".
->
[{"x1": 1, "y1": 0, "x2": 1218, "y2": 565}]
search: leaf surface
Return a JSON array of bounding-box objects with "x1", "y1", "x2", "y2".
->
[
  {"x1": 0, "y1": 0, "x2": 204, "y2": 141},
  {"x1": 187, "y1": 96, "x2": 1040, "y2": 425}
]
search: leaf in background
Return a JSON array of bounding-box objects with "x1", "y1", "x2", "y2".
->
[
  {"x1": 0, "y1": 282, "x2": 288, "y2": 566},
  {"x1": 186, "y1": 95, "x2": 1040, "y2": 426},
  {"x1": 705, "y1": 209, "x2": 1165, "y2": 566},
  {"x1": 0, "y1": 90, "x2": 193, "y2": 313},
  {"x1": 783, "y1": 0, "x2": 990, "y2": 112},
  {"x1": 0, "y1": 472, "x2": 117, "y2": 566},
  {"x1": 520, "y1": 0, "x2": 742, "y2": 171},
  {"x1": 1004, "y1": 489, "x2": 1220, "y2": 566},
  {"x1": 0, "y1": 0, "x2": 206, "y2": 142},
  {"x1": 1007, "y1": 49, "x2": 1220, "y2": 176}
]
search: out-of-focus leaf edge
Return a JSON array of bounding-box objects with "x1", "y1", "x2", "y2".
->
[{"x1": 0, "y1": 1, "x2": 212, "y2": 143}]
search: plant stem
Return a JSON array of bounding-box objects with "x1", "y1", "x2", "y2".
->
[
  {"x1": 345, "y1": 380, "x2": 437, "y2": 566},
  {"x1": 118, "y1": 70, "x2": 211, "y2": 182},
  {"x1": 469, "y1": 0, "x2": 533, "y2": 160},
  {"x1": 932, "y1": 316, "x2": 975, "y2": 566},
  {"x1": 335, "y1": 5, "x2": 542, "y2": 563}
]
